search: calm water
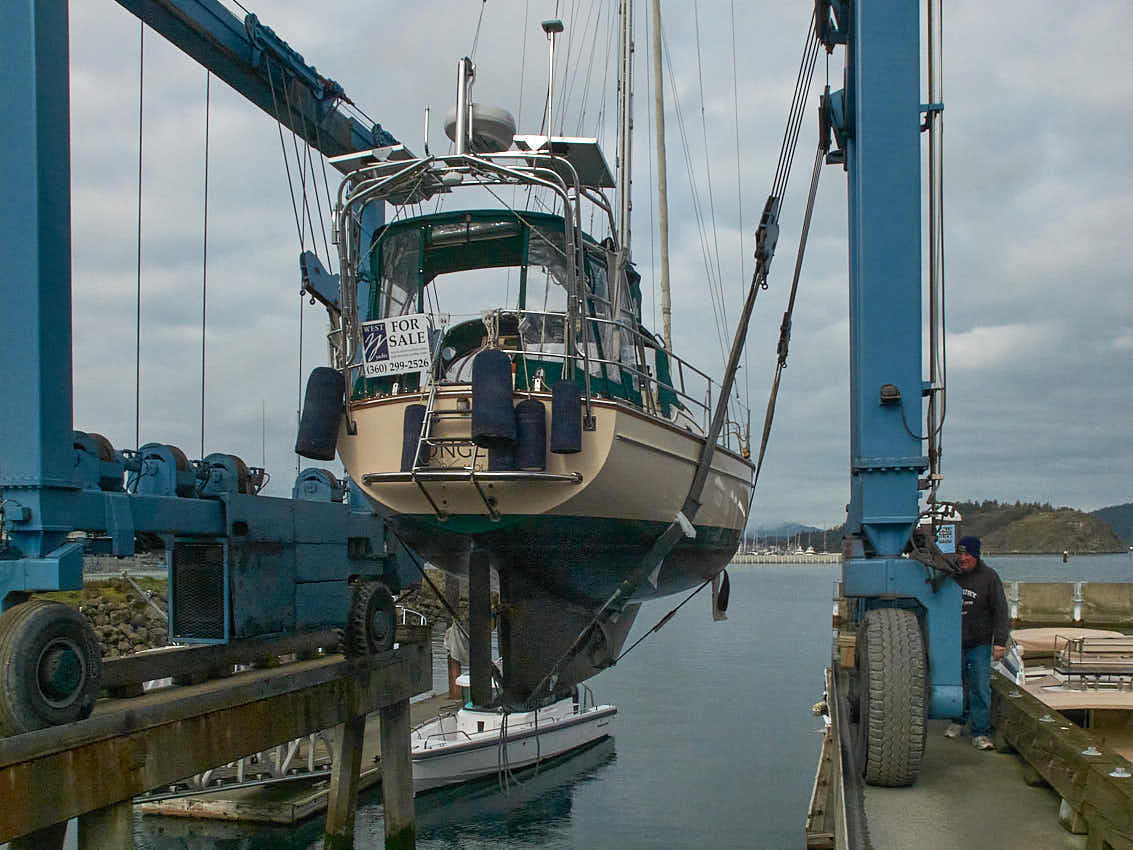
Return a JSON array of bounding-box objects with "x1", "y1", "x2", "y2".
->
[{"x1": 42, "y1": 553, "x2": 1132, "y2": 849}]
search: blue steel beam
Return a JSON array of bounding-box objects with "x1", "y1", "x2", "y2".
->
[
  {"x1": 0, "y1": 1, "x2": 77, "y2": 570},
  {"x1": 820, "y1": 0, "x2": 961, "y2": 720},
  {"x1": 113, "y1": 0, "x2": 397, "y2": 169}
]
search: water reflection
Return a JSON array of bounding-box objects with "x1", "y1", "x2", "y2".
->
[
  {"x1": 135, "y1": 738, "x2": 615, "y2": 850},
  {"x1": 412, "y1": 738, "x2": 617, "y2": 842}
]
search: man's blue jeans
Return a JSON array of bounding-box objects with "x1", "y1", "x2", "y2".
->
[{"x1": 956, "y1": 644, "x2": 992, "y2": 737}]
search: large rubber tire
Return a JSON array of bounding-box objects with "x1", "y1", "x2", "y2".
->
[
  {"x1": 856, "y1": 607, "x2": 926, "y2": 787},
  {"x1": 345, "y1": 581, "x2": 396, "y2": 657},
  {"x1": 0, "y1": 600, "x2": 102, "y2": 736}
]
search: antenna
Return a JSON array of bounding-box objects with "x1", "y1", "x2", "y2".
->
[
  {"x1": 542, "y1": 19, "x2": 564, "y2": 137},
  {"x1": 454, "y1": 57, "x2": 475, "y2": 155}
]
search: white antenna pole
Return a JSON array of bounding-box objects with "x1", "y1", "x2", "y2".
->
[
  {"x1": 454, "y1": 57, "x2": 474, "y2": 155},
  {"x1": 542, "y1": 19, "x2": 564, "y2": 136},
  {"x1": 650, "y1": 0, "x2": 671, "y2": 347}
]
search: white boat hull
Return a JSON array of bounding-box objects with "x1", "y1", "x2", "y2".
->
[{"x1": 410, "y1": 699, "x2": 617, "y2": 792}]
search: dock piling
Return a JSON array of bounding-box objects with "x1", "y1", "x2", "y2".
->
[
  {"x1": 78, "y1": 800, "x2": 134, "y2": 849},
  {"x1": 8, "y1": 822, "x2": 66, "y2": 850},
  {"x1": 380, "y1": 698, "x2": 416, "y2": 849},
  {"x1": 324, "y1": 713, "x2": 368, "y2": 850}
]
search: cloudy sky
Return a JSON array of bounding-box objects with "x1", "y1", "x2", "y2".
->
[{"x1": 64, "y1": 1, "x2": 1130, "y2": 529}]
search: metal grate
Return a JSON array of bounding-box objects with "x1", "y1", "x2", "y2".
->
[{"x1": 171, "y1": 542, "x2": 226, "y2": 641}]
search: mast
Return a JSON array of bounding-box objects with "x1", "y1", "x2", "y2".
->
[
  {"x1": 650, "y1": 0, "x2": 672, "y2": 348},
  {"x1": 616, "y1": 0, "x2": 634, "y2": 254}
]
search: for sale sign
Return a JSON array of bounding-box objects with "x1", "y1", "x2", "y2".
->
[{"x1": 361, "y1": 314, "x2": 432, "y2": 378}]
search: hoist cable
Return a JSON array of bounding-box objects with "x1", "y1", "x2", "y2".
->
[
  {"x1": 312, "y1": 120, "x2": 338, "y2": 274},
  {"x1": 752, "y1": 143, "x2": 824, "y2": 488},
  {"x1": 304, "y1": 140, "x2": 333, "y2": 268},
  {"x1": 266, "y1": 62, "x2": 306, "y2": 249},
  {"x1": 200, "y1": 70, "x2": 211, "y2": 460},
  {"x1": 135, "y1": 20, "x2": 144, "y2": 452}
]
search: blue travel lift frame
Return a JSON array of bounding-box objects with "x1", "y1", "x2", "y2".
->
[
  {"x1": 0, "y1": 0, "x2": 412, "y2": 725},
  {"x1": 820, "y1": 0, "x2": 963, "y2": 739}
]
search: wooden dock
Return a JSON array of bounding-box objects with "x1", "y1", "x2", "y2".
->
[
  {"x1": 0, "y1": 635, "x2": 431, "y2": 849},
  {"x1": 809, "y1": 583, "x2": 1133, "y2": 850},
  {"x1": 137, "y1": 692, "x2": 459, "y2": 824}
]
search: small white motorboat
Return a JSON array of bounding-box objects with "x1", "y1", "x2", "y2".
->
[{"x1": 411, "y1": 676, "x2": 616, "y2": 793}]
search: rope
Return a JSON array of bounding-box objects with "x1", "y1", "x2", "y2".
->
[
  {"x1": 135, "y1": 20, "x2": 144, "y2": 452},
  {"x1": 614, "y1": 575, "x2": 713, "y2": 664},
  {"x1": 200, "y1": 70, "x2": 211, "y2": 460}
]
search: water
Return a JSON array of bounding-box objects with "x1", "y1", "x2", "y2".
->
[{"x1": 35, "y1": 553, "x2": 1131, "y2": 849}]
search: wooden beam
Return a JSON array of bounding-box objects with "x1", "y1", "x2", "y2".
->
[
  {"x1": 991, "y1": 672, "x2": 1133, "y2": 849},
  {"x1": 0, "y1": 644, "x2": 429, "y2": 844}
]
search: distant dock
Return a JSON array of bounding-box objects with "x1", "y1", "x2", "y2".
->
[{"x1": 733, "y1": 552, "x2": 841, "y2": 565}]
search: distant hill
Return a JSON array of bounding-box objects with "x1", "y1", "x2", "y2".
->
[
  {"x1": 1091, "y1": 502, "x2": 1133, "y2": 546},
  {"x1": 952, "y1": 500, "x2": 1124, "y2": 554},
  {"x1": 794, "y1": 500, "x2": 1127, "y2": 555}
]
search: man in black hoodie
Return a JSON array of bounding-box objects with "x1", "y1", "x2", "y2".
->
[{"x1": 944, "y1": 534, "x2": 1009, "y2": 750}]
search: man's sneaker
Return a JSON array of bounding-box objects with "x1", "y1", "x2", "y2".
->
[
  {"x1": 971, "y1": 735, "x2": 994, "y2": 751},
  {"x1": 944, "y1": 723, "x2": 964, "y2": 738}
]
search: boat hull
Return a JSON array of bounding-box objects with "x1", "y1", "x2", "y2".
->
[
  {"x1": 340, "y1": 388, "x2": 753, "y2": 604},
  {"x1": 340, "y1": 387, "x2": 752, "y2": 699},
  {"x1": 411, "y1": 703, "x2": 617, "y2": 792}
]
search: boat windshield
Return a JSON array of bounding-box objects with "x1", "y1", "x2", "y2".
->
[{"x1": 351, "y1": 209, "x2": 675, "y2": 411}]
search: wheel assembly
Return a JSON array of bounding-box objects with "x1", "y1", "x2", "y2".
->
[
  {"x1": 343, "y1": 580, "x2": 396, "y2": 656},
  {"x1": 855, "y1": 606, "x2": 926, "y2": 787},
  {"x1": 0, "y1": 600, "x2": 102, "y2": 737}
]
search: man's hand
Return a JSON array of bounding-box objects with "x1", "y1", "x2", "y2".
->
[{"x1": 992, "y1": 645, "x2": 1006, "y2": 661}]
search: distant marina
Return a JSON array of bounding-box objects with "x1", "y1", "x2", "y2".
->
[{"x1": 732, "y1": 551, "x2": 840, "y2": 564}]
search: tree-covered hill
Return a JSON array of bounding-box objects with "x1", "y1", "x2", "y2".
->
[
  {"x1": 809, "y1": 500, "x2": 1127, "y2": 554},
  {"x1": 1091, "y1": 502, "x2": 1133, "y2": 546},
  {"x1": 950, "y1": 500, "x2": 1123, "y2": 554}
]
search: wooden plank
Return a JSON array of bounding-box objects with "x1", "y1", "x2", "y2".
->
[
  {"x1": 101, "y1": 625, "x2": 430, "y2": 689},
  {"x1": 100, "y1": 630, "x2": 340, "y2": 689},
  {"x1": 0, "y1": 643, "x2": 430, "y2": 844},
  {"x1": 992, "y1": 671, "x2": 1133, "y2": 846}
]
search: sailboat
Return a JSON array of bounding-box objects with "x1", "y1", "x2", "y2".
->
[{"x1": 306, "y1": 6, "x2": 755, "y2": 710}]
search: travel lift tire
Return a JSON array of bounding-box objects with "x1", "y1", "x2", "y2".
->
[
  {"x1": 344, "y1": 580, "x2": 396, "y2": 657},
  {"x1": 855, "y1": 606, "x2": 927, "y2": 787},
  {"x1": 0, "y1": 599, "x2": 102, "y2": 737}
]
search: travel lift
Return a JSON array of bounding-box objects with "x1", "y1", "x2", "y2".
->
[
  {"x1": 3, "y1": 0, "x2": 960, "y2": 791},
  {"x1": 0, "y1": 0, "x2": 414, "y2": 737}
]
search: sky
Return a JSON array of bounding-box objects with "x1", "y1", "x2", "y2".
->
[{"x1": 63, "y1": 1, "x2": 1131, "y2": 530}]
